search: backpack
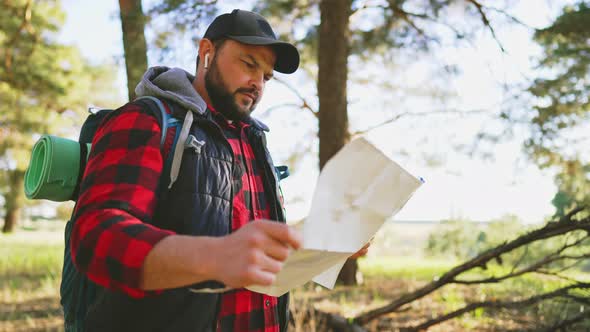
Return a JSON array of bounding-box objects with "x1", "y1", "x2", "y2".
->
[{"x1": 23, "y1": 96, "x2": 182, "y2": 331}]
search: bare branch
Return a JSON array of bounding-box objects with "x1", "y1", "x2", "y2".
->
[
  {"x1": 535, "y1": 270, "x2": 580, "y2": 283},
  {"x1": 272, "y1": 76, "x2": 319, "y2": 118},
  {"x1": 354, "y1": 209, "x2": 590, "y2": 325},
  {"x1": 383, "y1": 2, "x2": 468, "y2": 41},
  {"x1": 552, "y1": 254, "x2": 590, "y2": 273},
  {"x1": 350, "y1": 3, "x2": 388, "y2": 16},
  {"x1": 453, "y1": 255, "x2": 562, "y2": 284},
  {"x1": 402, "y1": 283, "x2": 590, "y2": 332},
  {"x1": 385, "y1": 0, "x2": 435, "y2": 42},
  {"x1": 564, "y1": 294, "x2": 590, "y2": 307},
  {"x1": 454, "y1": 250, "x2": 590, "y2": 285},
  {"x1": 483, "y1": 5, "x2": 532, "y2": 29},
  {"x1": 510, "y1": 244, "x2": 529, "y2": 273},
  {"x1": 259, "y1": 103, "x2": 304, "y2": 118},
  {"x1": 351, "y1": 109, "x2": 489, "y2": 137},
  {"x1": 464, "y1": 0, "x2": 506, "y2": 52}
]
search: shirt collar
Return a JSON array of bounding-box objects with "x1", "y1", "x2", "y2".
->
[
  {"x1": 207, "y1": 104, "x2": 249, "y2": 130},
  {"x1": 206, "y1": 104, "x2": 270, "y2": 132}
]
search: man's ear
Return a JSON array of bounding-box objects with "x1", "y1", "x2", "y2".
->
[
  {"x1": 198, "y1": 38, "x2": 215, "y2": 62},
  {"x1": 197, "y1": 38, "x2": 215, "y2": 72}
]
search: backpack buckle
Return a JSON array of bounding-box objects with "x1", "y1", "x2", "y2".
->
[{"x1": 185, "y1": 135, "x2": 205, "y2": 153}]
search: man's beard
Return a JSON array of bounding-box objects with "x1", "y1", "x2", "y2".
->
[{"x1": 205, "y1": 56, "x2": 260, "y2": 122}]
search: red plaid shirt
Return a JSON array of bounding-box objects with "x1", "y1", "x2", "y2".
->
[
  {"x1": 209, "y1": 106, "x2": 279, "y2": 332},
  {"x1": 71, "y1": 102, "x2": 175, "y2": 298},
  {"x1": 71, "y1": 101, "x2": 279, "y2": 330}
]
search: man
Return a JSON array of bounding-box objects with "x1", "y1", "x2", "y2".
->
[{"x1": 70, "y1": 9, "x2": 368, "y2": 332}]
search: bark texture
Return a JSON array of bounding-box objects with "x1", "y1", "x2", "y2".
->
[{"x1": 119, "y1": 0, "x2": 148, "y2": 101}]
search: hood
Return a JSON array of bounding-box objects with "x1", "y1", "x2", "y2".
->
[{"x1": 135, "y1": 66, "x2": 207, "y2": 115}]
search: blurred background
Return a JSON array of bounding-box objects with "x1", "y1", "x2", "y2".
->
[{"x1": 1, "y1": 0, "x2": 589, "y2": 331}]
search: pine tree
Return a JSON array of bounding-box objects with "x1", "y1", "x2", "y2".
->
[
  {"x1": 0, "y1": 0, "x2": 117, "y2": 232},
  {"x1": 526, "y1": 2, "x2": 590, "y2": 216}
]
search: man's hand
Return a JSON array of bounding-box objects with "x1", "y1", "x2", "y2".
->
[
  {"x1": 211, "y1": 220, "x2": 302, "y2": 288},
  {"x1": 349, "y1": 241, "x2": 371, "y2": 259}
]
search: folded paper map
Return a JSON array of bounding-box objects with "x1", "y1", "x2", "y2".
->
[{"x1": 246, "y1": 137, "x2": 423, "y2": 296}]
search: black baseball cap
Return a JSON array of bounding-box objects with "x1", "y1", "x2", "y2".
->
[{"x1": 203, "y1": 9, "x2": 300, "y2": 74}]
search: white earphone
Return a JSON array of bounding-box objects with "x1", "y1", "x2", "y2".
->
[{"x1": 204, "y1": 53, "x2": 210, "y2": 69}]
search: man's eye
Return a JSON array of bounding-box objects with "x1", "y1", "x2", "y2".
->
[{"x1": 243, "y1": 61, "x2": 255, "y2": 68}]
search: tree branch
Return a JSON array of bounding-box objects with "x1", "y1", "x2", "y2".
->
[
  {"x1": 259, "y1": 103, "x2": 305, "y2": 118},
  {"x1": 454, "y1": 235, "x2": 590, "y2": 284},
  {"x1": 351, "y1": 109, "x2": 489, "y2": 137},
  {"x1": 402, "y1": 283, "x2": 590, "y2": 331},
  {"x1": 535, "y1": 269, "x2": 580, "y2": 283},
  {"x1": 464, "y1": 0, "x2": 506, "y2": 52},
  {"x1": 272, "y1": 76, "x2": 319, "y2": 118},
  {"x1": 353, "y1": 207, "x2": 589, "y2": 325},
  {"x1": 509, "y1": 244, "x2": 529, "y2": 273},
  {"x1": 483, "y1": 5, "x2": 531, "y2": 29}
]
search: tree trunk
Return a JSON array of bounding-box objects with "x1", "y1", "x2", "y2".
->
[
  {"x1": 318, "y1": 0, "x2": 357, "y2": 285},
  {"x1": 118, "y1": 0, "x2": 148, "y2": 101},
  {"x1": 2, "y1": 170, "x2": 25, "y2": 233}
]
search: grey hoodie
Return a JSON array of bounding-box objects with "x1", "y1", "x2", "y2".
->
[
  {"x1": 135, "y1": 66, "x2": 207, "y2": 115},
  {"x1": 134, "y1": 66, "x2": 208, "y2": 188}
]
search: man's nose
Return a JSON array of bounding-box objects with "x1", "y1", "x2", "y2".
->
[{"x1": 249, "y1": 71, "x2": 264, "y2": 92}]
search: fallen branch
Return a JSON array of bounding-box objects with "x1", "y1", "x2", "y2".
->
[
  {"x1": 353, "y1": 207, "x2": 589, "y2": 325},
  {"x1": 401, "y1": 283, "x2": 590, "y2": 331}
]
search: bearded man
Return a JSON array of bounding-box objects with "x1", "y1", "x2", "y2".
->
[{"x1": 69, "y1": 9, "x2": 367, "y2": 332}]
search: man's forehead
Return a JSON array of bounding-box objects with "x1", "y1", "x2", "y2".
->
[{"x1": 225, "y1": 40, "x2": 276, "y2": 70}]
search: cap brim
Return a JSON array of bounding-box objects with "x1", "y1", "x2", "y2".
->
[{"x1": 227, "y1": 35, "x2": 300, "y2": 74}]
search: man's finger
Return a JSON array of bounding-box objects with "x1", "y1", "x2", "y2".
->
[
  {"x1": 257, "y1": 221, "x2": 302, "y2": 249},
  {"x1": 248, "y1": 268, "x2": 276, "y2": 286},
  {"x1": 263, "y1": 236, "x2": 292, "y2": 262},
  {"x1": 258, "y1": 253, "x2": 284, "y2": 274}
]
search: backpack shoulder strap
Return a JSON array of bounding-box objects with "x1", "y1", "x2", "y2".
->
[
  {"x1": 132, "y1": 96, "x2": 183, "y2": 193},
  {"x1": 133, "y1": 96, "x2": 171, "y2": 148}
]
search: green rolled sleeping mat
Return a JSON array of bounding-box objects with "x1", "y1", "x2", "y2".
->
[{"x1": 24, "y1": 135, "x2": 91, "y2": 202}]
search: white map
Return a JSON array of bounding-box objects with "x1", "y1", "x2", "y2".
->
[{"x1": 247, "y1": 137, "x2": 423, "y2": 296}]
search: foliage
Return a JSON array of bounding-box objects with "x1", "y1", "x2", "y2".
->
[
  {"x1": 522, "y1": 2, "x2": 590, "y2": 216},
  {"x1": 425, "y1": 215, "x2": 526, "y2": 260},
  {"x1": 254, "y1": 0, "x2": 517, "y2": 70},
  {"x1": 0, "y1": 0, "x2": 118, "y2": 231},
  {"x1": 145, "y1": 0, "x2": 219, "y2": 61},
  {"x1": 426, "y1": 214, "x2": 590, "y2": 272},
  {"x1": 426, "y1": 218, "x2": 485, "y2": 259}
]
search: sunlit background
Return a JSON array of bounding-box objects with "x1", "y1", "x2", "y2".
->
[{"x1": 56, "y1": 0, "x2": 578, "y2": 223}]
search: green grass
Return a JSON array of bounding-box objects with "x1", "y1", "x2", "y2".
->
[
  {"x1": 0, "y1": 238, "x2": 62, "y2": 275},
  {"x1": 0, "y1": 231, "x2": 64, "y2": 331},
  {"x1": 359, "y1": 256, "x2": 459, "y2": 281}
]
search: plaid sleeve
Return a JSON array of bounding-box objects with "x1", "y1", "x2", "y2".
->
[{"x1": 70, "y1": 102, "x2": 175, "y2": 298}]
